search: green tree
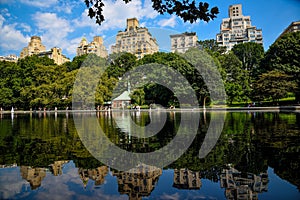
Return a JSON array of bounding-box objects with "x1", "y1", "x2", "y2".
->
[
  {"x1": 130, "y1": 88, "x2": 145, "y2": 105},
  {"x1": 253, "y1": 70, "x2": 297, "y2": 102},
  {"x1": 84, "y1": 0, "x2": 219, "y2": 25},
  {"x1": 107, "y1": 52, "x2": 137, "y2": 79},
  {"x1": 218, "y1": 52, "x2": 249, "y2": 104},
  {"x1": 198, "y1": 39, "x2": 226, "y2": 55},
  {"x1": 231, "y1": 42, "x2": 264, "y2": 74},
  {"x1": 262, "y1": 31, "x2": 300, "y2": 101},
  {"x1": 64, "y1": 54, "x2": 88, "y2": 71},
  {"x1": 0, "y1": 61, "x2": 23, "y2": 109}
]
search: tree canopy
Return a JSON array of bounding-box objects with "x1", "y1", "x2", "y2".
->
[{"x1": 84, "y1": 0, "x2": 219, "y2": 25}]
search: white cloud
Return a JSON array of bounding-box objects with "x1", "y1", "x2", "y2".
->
[
  {"x1": 32, "y1": 12, "x2": 74, "y2": 55},
  {"x1": 74, "y1": 0, "x2": 158, "y2": 33},
  {"x1": 1, "y1": 8, "x2": 10, "y2": 17},
  {"x1": 19, "y1": 23, "x2": 31, "y2": 32},
  {"x1": 54, "y1": 1, "x2": 81, "y2": 14},
  {"x1": 0, "y1": 14, "x2": 29, "y2": 54},
  {"x1": 157, "y1": 15, "x2": 177, "y2": 28},
  {"x1": 20, "y1": 0, "x2": 58, "y2": 8}
]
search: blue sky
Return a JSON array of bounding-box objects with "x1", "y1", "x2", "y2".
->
[{"x1": 0, "y1": 0, "x2": 299, "y2": 59}]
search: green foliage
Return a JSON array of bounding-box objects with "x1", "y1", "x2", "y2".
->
[
  {"x1": 198, "y1": 39, "x2": 226, "y2": 55},
  {"x1": 130, "y1": 88, "x2": 145, "y2": 105},
  {"x1": 218, "y1": 52, "x2": 250, "y2": 104},
  {"x1": 85, "y1": 0, "x2": 219, "y2": 25},
  {"x1": 232, "y1": 42, "x2": 264, "y2": 73},
  {"x1": 107, "y1": 52, "x2": 137, "y2": 78},
  {"x1": 262, "y1": 31, "x2": 300, "y2": 100},
  {"x1": 65, "y1": 54, "x2": 88, "y2": 71},
  {"x1": 263, "y1": 32, "x2": 300, "y2": 75},
  {"x1": 253, "y1": 70, "x2": 297, "y2": 102}
]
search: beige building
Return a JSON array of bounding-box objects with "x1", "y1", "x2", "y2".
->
[
  {"x1": 113, "y1": 164, "x2": 162, "y2": 200},
  {"x1": 20, "y1": 36, "x2": 46, "y2": 58},
  {"x1": 111, "y1": 18, "x2": 159, "y2": 59},
  {"x1": 0, "y1": 54, "x2": 18, "y2": 62},
  {"x1": 39, "y1": 47, "x2": 70, "y2": 65},
  {"x1": 277, "y1": 21, "x2": 300, "y2": 39},
  {"x1": 170, "y1": 32, "x2": 198, "y2": 53},
  {"x1": 20, "y1": 36, "x2": 70, "y2": 65},
  {"x1": 216, "y1": 4, "x2": 263, "y2": 51},
  {"x1": 77, "y1": 36, "x2": 108, "y2": 58},
  {"x1": 173, "y1": 168, "x2": 202, "y2": 189}
]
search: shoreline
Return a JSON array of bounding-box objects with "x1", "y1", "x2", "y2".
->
[{"x1": 1, "y1": 106, "x2": 300, "y2": 114}]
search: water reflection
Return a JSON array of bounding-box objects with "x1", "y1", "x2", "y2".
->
[{"x1": 0, "y1": 111, "x2": 299, "y2": 199}]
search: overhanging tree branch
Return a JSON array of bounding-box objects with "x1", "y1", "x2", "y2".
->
[{"x1": 84, "y1": 0, "x2": 219, "y2": 25}]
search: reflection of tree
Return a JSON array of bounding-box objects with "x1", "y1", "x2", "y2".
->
[
  {"x1": 112, "y1": 164, "x2": 162, "y2": 200},
  {"x1": 0, "y1": 112, "x2": 299, "y2": 192}
]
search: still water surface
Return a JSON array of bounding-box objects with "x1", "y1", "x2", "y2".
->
[{"x1": 0, "y1": 111, "x2": 299, "y2": 200}]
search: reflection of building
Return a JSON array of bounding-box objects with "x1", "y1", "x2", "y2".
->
[
  {"x1": 113, "y1": 164, "x2": 162, "y2": 200},
  {"x1": 173, "y1": 168, "x2": 202, "y2": 189},
  {"x1": 216, "y1": 4, "x2": 263, "y2": 51},
  {"x1": 78, "y1": 166, "x2": 109, "y2": 188},
  {"x1": 76, "y1": 36, "x2": 108, "y2": 58},
  {"x1": 170, "y1": 32, "x2": 198, "y2": 53},
  {"x1": 20, "y1": 166, "x2": 47, "y2": 190},
  {"x1": 220, "y1": 167, "x2": 268, "y2": 200},
  {"x1": 20, "y1": 36, "x2": 70, "y2": 65},
  {"x1": 111, "y1": 18, "x2": 159, "y2": 59},
  {"x1": 50, "y1": 160, "x2": 69, "y2": 176},
  {"x1": 277, "y1": 21, "x2": 300, "y2": 40},
  {"x1": 0, "y1": 54, "x2": 18, "y2": 62}
]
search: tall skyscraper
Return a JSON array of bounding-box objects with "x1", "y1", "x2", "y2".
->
[
  {"x1": 111, "y1": 18, "x2": 159, "y2": 59},
  {"x1": 216, "y1": 4, "x2": 263, "y2": 51}
]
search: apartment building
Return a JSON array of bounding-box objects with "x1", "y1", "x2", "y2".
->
[
  {"x1": 20, "y1": 36, "x2": 46, "y2": 58},
  {"x1": 216, "y1": 4, "x2": 263, "y2": 51},
  {"x1": 76, "y1": 36, "x2": 108, "y2": 58},
  {"x1": 20, "y1": 36, "x2": 70, "y2": 65},
  {"x1": 277, "y1": 21, "x2": 300, "y2": 39},
  {"x1": 170, "y1": 32, "x2": 198, "y2": 53},
  {"x1": 111, "y1": 18, "x2": 159, "y2": 59}
]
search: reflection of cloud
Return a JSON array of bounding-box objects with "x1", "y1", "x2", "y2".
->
[
  {"x1": 0, "y1": 167, "x2": 31, "y2": 199},
  {"x1": 0, "y1": 162, "x2": 129, "y2": 200},
  {"x1": 160, "y1": 192, "x2": 180, "y2": 200}
]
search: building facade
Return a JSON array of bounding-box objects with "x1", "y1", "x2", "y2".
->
[
  {"x1": 76, "y1": 36, "x2": 108, "y2": 58},
  {"x1": 277, "y1": 21, "x2": 300, "y2": 39},
  {"x1": 39, "y1": 47, "x2": 70, "y2": 65},
  {"x1": 216, "y1": 4, "x2": 263, "y2": 51},
  {"x1": 20, "y1": 36, "x2": 46, "y2": 58},
  {"x1": 111, "y1": 18, "x2": 159, "y2": 59},
  {"x1": 20, "y1": 36, "x2": 70, "y2": 65},
  {"x1": 0, "y1": 54, "x2": 18, "y2": 62},
  {"x1": 170, "y1": 32, "x2": 198, "y2": 53}
]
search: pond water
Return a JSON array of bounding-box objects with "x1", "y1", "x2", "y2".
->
[{"x1": 0, "y1": 111, "x2": 299, "y2": 200}]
